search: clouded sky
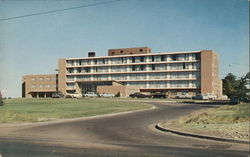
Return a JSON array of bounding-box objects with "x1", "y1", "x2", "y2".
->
[{"x1": 0, "y1": 0, "x2": 249, "y2": 97}]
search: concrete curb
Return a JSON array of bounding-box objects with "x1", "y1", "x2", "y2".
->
[{"x1": 155, "y1": 124, "x2": 250, "y2": 145}]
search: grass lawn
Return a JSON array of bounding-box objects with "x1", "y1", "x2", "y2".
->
[
  {"x1": 0, "y1": 98, "x2": 152, "y2": 123},
  {"x1": 163, "y1": 103, "x2": 250, "y2": 140}
]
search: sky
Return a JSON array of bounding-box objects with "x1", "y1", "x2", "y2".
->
[{"x1": 0, "y1": 0, "x2": 249, "y2": 98}]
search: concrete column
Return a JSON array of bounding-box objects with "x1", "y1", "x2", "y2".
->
[
  {"x1": 37, "y1": 92, "x2": 39, "y2": 98},
  {"x1": 44, "y1": 92, "x2": 47, "y2": 98}
]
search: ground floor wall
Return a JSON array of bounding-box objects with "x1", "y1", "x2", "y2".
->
[
  {"x1": 97, "y1": 86, "x2": 139, "y2": 97},
  {"x1": 140, "y1": 88, "x2": 200, "y2": 98},
  {"x1": 26, "y1": 92, "x2": 57, "y2": 98}
]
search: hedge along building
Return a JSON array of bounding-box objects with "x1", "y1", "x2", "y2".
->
[{"x1": 22, "y1": 47, "x2": 222, "y2": 98}]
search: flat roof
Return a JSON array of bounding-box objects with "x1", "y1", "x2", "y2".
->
[
  {"x1": 23, "y1": 74, "x2": 57, "y2": 77},
  {"x1": 63, "y1": 50, "x2": 202, "y2": 61}
]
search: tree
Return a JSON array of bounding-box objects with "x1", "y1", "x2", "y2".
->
[
  {"x1": 222, "y1": 73, "x2": 237, "y2": 99},
  {"x1": 234, "y1": 76, "x2": 248, "y2": 99},
  {"x1": 222, "y1": 72, "x2": 250, "y2": 99},
  {"x1": 0, "y1": 91, "x2": 3, "y2": 106},
  {"x1": 115, "y1": 92, "x2": 121, "y2": 97}
]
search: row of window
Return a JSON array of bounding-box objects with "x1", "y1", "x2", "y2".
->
[
  {"x1": 31, "y1": 84, "x2": 57, "y2": 89},
  {"x1": 66, "y1": 81, "x2": 200, "y2": 89},
  {"x1": 66, "y1": 53, "x2": 200, "y2": 66},
  {"x1": 66, "y1": 72, "x2": 200, "y2": 82},
  {"x1": 31, "y1": 77, "x2": 57, "y2": 81},
  {"x1": 126, "y1": 81, "x2": 200, "y2": 88},
  {"x1": 67, "y1": 63, "x2": 200, "y2": 74}
]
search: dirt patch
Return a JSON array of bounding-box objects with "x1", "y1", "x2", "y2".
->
[{"x1": 162, "y1": 103, "x2": 250, "y2": 140}]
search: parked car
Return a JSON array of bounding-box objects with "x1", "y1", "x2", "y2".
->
[
  {"x1": 83, "y1": 92, "x2": 98, "y2": 97},
  {"x1": 176, "y1": 93, "x2": 192, "y2": 99},
  {"x1": 65, "y1": 95, "x2": 73, "y2": 98},
  {"x1": 70, "y1": 93, "x2": 83, "y2": 98},
  {"x1": 192, "y1": 94, "x2": 207, "y2": 100},
  {"x1": 100, "y1": 93, "x2": 115, "y2": 98},
  {"x1": 130, "y1": 92, "x2": 152, "y2": 98},
  {"x1": 52, "y1": 92, "x2": 64, "y2": 98},
  {"x1": 151, "y1": 92, "x2": 166, "y2": 98},
  {"x1": 206, "y1": 93, "x2": 217, "y2": 100}
]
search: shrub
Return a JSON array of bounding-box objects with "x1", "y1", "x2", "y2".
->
[
  {"x1": 115, "y1": 92, "x2": 121, "y2": 97},
  {"x1": 0, "y1": 96, "x2": 3, "y2": 106}
]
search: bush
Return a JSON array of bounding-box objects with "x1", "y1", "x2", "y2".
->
[
  {"x1": 0, "y1": 96, "x2": 4, "y2": 106},
  {"x1": 115, "y1": 92, "x2": 121, "y2": 97}
]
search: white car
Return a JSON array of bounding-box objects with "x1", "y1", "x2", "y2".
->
[
  {"x1": 100, "y1": 93, "x2": 115, "y2": 98},
  {"x1": 65, "y1": 93, "x2": 82, "y2": 98},
  {"x1": 176, "y1": 93, "x2": 192, "y2": 99},
  {"x1": 83, "y1": 92, "x2": 98, "y2": 97}
]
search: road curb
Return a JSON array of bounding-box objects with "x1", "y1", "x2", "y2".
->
[{"x1": 155, "y1": 124, "x2": 250, "y2": 145}]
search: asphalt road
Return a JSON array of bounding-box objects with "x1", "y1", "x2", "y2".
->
[{"x1": 0, "y1": 102, "x2": 249, "y2": 157}]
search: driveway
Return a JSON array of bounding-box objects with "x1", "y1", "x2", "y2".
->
[{"x1": 0, "y1": 102, "x2": 248, "y2": 157}]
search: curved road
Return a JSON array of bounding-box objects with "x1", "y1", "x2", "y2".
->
[{"x1": 0, "y1": 102, "x2": 249, "y2": 157}]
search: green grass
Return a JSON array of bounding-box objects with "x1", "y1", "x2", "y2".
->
[{"x1": 0, "y1": 98, "x2": 152, "y2": 123}]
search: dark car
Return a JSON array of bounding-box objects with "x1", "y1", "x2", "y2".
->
[
  {"x1": 192, "y1": 94, "x2": 203, "y2": 100},
  {"x1": 151, "y1": 92, "x2": 167, "y2": 98},
  {"x1": 129, "y1": 92, "x2": 152, "y2": 98}
]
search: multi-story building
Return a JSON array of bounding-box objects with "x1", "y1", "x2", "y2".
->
[
  {"x1": 22, "y1": 47, "x2": 222, "y2": 98},
  {"x1": 22, "y1": 74, "x2": 58, "y2": 98}
]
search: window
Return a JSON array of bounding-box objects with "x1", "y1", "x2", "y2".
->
[
  {"x1": 68, "y1": 68, "x2": 73, "y2": 73},
  {"x1": 139, "y1": 49, "x2": 143, "y2": 52},
  {"x1": 151, "y1": 56, "x2": 155, "y2": 62},
  {"x1": 85, "y1": 67, "x2": 90, "y2": 73},
  {"x1": 112, "y1": 52, "x2": 115, "y2": 55},
  {"x1": 94, "y1": 67, "x2": 98, "y2": 72},
  {"x1": 39, "y1": 85, "x2": 43, "y2": 88},
  {"x1": 184, "y1": 54, "x2": 188, "y2": 60},
  {"x1": 140, "y1": 56, "x2": 144, "y2": 62},
  {"x1": 172, "y1": 55, "x2": 177, "y2": 61},
  {"x1": 132, "y1": 65, "x2": 136, "y2": 71},
  {"x1": 77, "y1": 68, "x2": 81, "y2": 73},
  {"x1": 46, "y1": 84, "x2": 51, "y2": 88},
  {"x1": 120, "y1": 50, "x2": 123, "y2": 53},
  {"x1": 151, "y1": 64, "x2": 155, "y2": 70},
  {"x1": 46, "y1": 77, "x2": 51, "y2": 81},
  {"x1": 195, "y1": 53, "x2": 200, "y2": 60},
  {"x1": 94, "y1": 59, "x2": 97, "y2": 64},
  {"x1": 132, "y1": 57, "x2": 135, "y2": 63},
  {"x1": 39, "y1": 77, "x2": 43, "y2": 81},
  {"x1": 31, "y1": 84, "x2": 36, "y2": 89},
  {"x1": 140, "y1": 65, "x2": 145, "y2": 71},
  {"x1": 31, "y1": 77, "x2": 36, "y2": 81},
  {"x1": 161, "y1": 55, "x2": 165, "y2": 61},
  {"x1": 192, "y1": 63, "x2": 195, "y2": 69},
  {"x1": 183, "y1": 63, "x2": 186, "y2": 69}
]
